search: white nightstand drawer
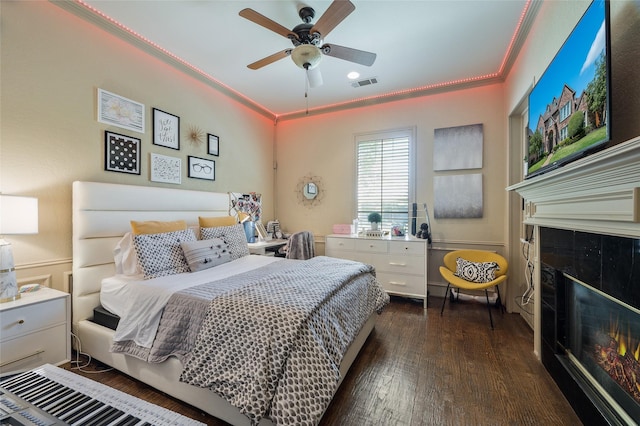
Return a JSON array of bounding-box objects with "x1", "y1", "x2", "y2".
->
[
  {"x1": 389, "y1": 240, "x2": 426, "y2": 255},
  {"x1": 0, "y1": 324, "x2": 68, "y2": 373},
  {"x1": 0, "y1": 297, "x2": 66, "y2": 340},
  {"x1": 325, "y1": 237, "x2": 356, "y2": 252},
  {"x1": 376, "y1": 272, "x2": 425, "y2": 297},
  {"x1": 355, "y1": 239, "x2": 388, "y2": 253}
]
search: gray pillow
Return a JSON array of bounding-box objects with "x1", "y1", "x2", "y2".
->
[
  {"x1": 200, "y1": 223, "x2": 250, "y2": 260},
  {"x1": 181, "y1": 238, "x2": 231, "y2": 272}
]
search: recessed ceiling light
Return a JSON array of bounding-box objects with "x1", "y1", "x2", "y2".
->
[{"x1": 347, "y1": 71, "x2": 360, "y2": 80}]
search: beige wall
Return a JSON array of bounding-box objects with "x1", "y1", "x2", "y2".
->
[
  {"x1": 0, "y1": 1, "x2": 275, "y2": 290},
  {"x1": 275, "y1": 85, "x2": 507, "y2": 245}
]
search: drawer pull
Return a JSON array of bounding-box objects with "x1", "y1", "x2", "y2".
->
[
  {"x1": 389, "y1": 262, "x2": 407, "y2": 267},
  {"x1": 18, "y1": 319, "x2": 25, "y2": 324},
  {"x1": 0, "y1": 350, "x2": 45, "y2": 367},
  {"x1": 389, "y1": 281, "x2": 406, "y2": 286}
]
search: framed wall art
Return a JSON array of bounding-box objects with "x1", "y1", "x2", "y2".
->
[
  {"x1": 188, "y1": 156, "x2": 215, "y2": 181},
  {"x1": 153, "y1": 108, "x2": 180, "y2": 150},
  {"x1": 97, "y1": 89, "x2": 145, "y2": 134},
  {"x1": 150, "y1": 153, "x2": 181, "y2": 184},
  {"x1": 434, "y1": 173, "x2": 483, "y2": 219},
  {"x1": 105, "y1": 131, "x2": 141, "y2": 175},
  {"x1": 433, "y1": 123, "x2": 483, "y2": 171},
  {"x1": 208, "y1": 133, "x2": 219, "y2": 156}
]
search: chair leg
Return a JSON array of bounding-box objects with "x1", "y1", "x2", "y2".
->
[
  {"x1": 440, "y1": 284, "x2": 450, "y2": 316},
  {"x1": 484, "y1": 289, "x2": 495, "y2": 330},
  {"x1": 495, "y1": 285, "x2": 505, "y2": 314}
]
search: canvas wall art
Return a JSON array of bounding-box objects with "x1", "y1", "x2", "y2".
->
[
  {"x1": 433, "y1": 123, "x2": 483, "y2": 171},
  {"x1": 434, "y1": 174, "x2": 483, "y2": 218}
]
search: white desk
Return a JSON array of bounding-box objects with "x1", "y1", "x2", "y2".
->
[{"x1": 247, "y1": 239, "x2": 288, "y2": 255}]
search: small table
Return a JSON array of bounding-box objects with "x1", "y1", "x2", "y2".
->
[{"x1": 247, "y1": 239, "x2": 288, "y2": 255}]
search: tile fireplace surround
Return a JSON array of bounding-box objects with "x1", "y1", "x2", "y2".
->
[{"x1": 508, "y1": 135, "x2": 640, "y2": 425}]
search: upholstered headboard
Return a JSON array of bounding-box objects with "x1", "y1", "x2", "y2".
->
[{"x1": 71, "y1": 181, "x2": 230, "y2": 330}]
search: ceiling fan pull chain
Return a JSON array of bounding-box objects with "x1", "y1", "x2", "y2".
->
[{"x1": 305, "y1": 69, "x2": 310, "y2": 115}]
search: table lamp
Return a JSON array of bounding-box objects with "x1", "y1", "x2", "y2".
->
[{"x1": 0, "y1": 195, "x2": 38, "y2": 303}]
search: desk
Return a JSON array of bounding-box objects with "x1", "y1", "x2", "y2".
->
[{"x1": 247, "y1": 239, "x2": 288, "y2": 255}]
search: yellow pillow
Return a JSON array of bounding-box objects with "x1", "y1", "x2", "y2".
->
[
  {"x1": 130, "y1": 220, "x2": 188, "y2": 235},
  {"x1": 198, "y1": 215, "x2": 237, "y2": 228}
]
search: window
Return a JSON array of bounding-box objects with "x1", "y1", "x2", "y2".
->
[
  {"x1": 559, "y1": 102, "x2": 571, "y2": 122},
  {"x1": 355, "y1": 128, "x2": 415, "y2": 232},
  {"x1": 560, "y1": 125, "x2": 568, "y2": 141}
]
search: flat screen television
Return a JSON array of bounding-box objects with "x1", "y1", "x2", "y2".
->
[{"x1": 525, "y1": 0, "x2": 611, "y2": 179}]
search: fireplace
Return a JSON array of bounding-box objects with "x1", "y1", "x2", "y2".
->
[
  {"x1": 508, "y1": 136, "x2": 640, "y2": 424},
  {"x1": 539, "y1": 227, "x2": 640, "y2": 425}
]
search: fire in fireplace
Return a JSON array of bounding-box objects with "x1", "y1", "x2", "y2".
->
[{"x1": 566, "y1": 276, "x2": 640, "y2": 423}]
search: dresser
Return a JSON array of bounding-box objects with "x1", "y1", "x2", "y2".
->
[
  {"x1": 325, "y1": 234, "x2": 428, "y2": 308},
  {"x1": 0, "y1": 287, "x2": 71, "y2": 373}
]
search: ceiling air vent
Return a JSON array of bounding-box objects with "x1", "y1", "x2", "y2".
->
[{"x1": 351, "y1": 77, "x2": 378, "y2": 88}]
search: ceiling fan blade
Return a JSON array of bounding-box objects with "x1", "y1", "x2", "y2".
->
[
  {"x1": 248, "y1": 49, "x2": 292, "y2": 70},
  {"x1": 310, "y1": 0, "x2": 355, "y2": 38},
  {"x1": 321, "y1": 43, "x2": 376, "y2": 66},
  {"x1": 307, "y1": 67, "x2": 323, "y2": 88},
  {"x1": 239, "y1": 8, "x2": 298, "y2": 40}
]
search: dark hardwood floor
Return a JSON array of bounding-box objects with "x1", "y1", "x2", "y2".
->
[{"x1": 63, "y1": 296, "x2": 582, "y2": 425}]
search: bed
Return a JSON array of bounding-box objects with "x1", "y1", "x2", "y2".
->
[{"x1": 71, "y1": 181, "x2": 388, "y2": 426}]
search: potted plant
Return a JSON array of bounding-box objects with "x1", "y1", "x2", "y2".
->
[{"x1": 367, "y1": 212, "x2": 382, "y2": 230}]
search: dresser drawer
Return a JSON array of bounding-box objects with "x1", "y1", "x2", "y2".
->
[
  {"x1": 0, "y1": 324, "x2": 68, "y2": 373},
  {"x1": 355, "y1": 239, "x2": 388, "y2": 253},
  {"x1": 389, "y1": 240, "x2": 426, "y2": 256},
  {"x1": 325, "y1": 237, "x2": 356, "y2": 252},
  {"x1": 370, "y1": 253, "x2": 425, "y2": 275},
  {"x1": 376, "y1": 272, "x2": 426, "y2": 298},
  {"x1": 0, "y1": 298, "x2": 66, "y2": 340}
]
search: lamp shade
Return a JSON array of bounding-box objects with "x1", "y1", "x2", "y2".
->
[
  {"x1": 290, "y1": 44, "x2": 322, "y2": 70},
  {"x1": 0, "y1": 195, "x2": 38, "y2": 235}
]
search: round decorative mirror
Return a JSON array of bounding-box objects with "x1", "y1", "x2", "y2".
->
[{"x1": 303, "y1": 182, "x2": 318, "y2": 199}]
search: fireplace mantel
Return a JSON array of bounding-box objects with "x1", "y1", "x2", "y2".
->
[{"x1": 508, "y1": 135, "x2": 640, "y2": 238}]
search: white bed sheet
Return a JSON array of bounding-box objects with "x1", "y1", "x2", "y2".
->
[{"x1": 100, "y1": 255, "x2": 282, "y2": 348}]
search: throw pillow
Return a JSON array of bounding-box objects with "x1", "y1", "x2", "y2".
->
[
  {"x1": 454, "y1": 257, "x2": 499, "y2": 283},
  {"x1": 200, "y1": 223, "x2": 250, "y2": 260},
  {"x1": 130, "y1": 220, "x2": 188, "y2": 235},
  {"x1": 198, "y1": 216, "x2": 237, "y2": 228},
  {"x1": 181, "y1": 238, "x2": 231, "y2": 272},
  {"x1": 133, "y1": 228, "x2": 196, "y2": 279}
]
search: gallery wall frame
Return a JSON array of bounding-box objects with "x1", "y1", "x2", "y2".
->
[
  {"x1": 208, "y1": 134, "x2": 219, "y2": 156},
  {"x1": 433, "y1": 123, "x2": 483, "y2": 171},
  {"x1": 97, "y1": 89, "x2": 145, "y2": 134},
  {"x1": 150, "y1": 153, "x2": 181, "y2": 184},
  {"x1": 153, "y1": 108, "x2": 180, "y2": 150},
  {"x1": 187, "y1": 155, "x2": 215, "y2": 181},
  {"x1": 104, "y1": 131, "x2": 141, "y2": 175}
]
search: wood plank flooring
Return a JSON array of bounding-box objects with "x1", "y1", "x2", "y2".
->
[{"x1": 63, "y1": 296, "x2": 582, "y2": 425}]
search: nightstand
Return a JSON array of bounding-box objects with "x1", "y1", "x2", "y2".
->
[{"x1": 0, "y1": 287, "x2": 71, "y2": 373}]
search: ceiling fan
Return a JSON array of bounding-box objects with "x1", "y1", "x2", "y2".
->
[{"x1": 239, "y1": 0, "x2": 376, "y2": 88}]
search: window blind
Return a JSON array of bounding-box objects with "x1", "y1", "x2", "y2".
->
[{"x1": 356, "y1": 133, "x2": 411, "y2": 231}]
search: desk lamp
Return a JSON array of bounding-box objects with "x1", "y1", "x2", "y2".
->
[{"x1": 0, "y1": 195, "x2": 38, "y2": 302}]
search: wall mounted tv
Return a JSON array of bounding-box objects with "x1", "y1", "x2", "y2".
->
[{"x1": 526, "y1": 0, "x2": 611, "y2": 179}]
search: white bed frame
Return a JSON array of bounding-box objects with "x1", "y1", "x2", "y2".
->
[{"x1": 71, "y1": 181, "x2": 376, "y2": 425}]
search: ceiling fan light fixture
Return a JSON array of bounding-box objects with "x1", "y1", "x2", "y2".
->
[{"x1": 291, "y1": 44, "x2": 322, "y2": 70}]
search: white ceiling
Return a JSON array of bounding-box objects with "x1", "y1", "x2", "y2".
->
[{"x1": 67, "y1": 0, "x2": 536, "y2": 119}]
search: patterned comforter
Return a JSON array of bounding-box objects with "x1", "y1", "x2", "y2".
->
[{"x1": 113, "y1": 256, "x2": 389, "y2": 425}]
